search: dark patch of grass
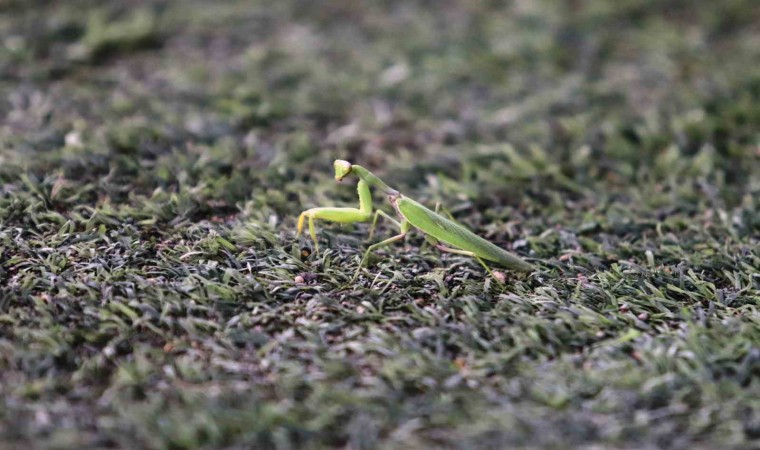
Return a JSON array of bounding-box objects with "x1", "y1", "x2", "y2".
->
[{"x1": 1, "y1": 0, "x2": 758, "y2": 449}]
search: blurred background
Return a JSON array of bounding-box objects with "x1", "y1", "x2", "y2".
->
[{"x1": 2, "y1": 0, "x2": 757, "y2": 220}]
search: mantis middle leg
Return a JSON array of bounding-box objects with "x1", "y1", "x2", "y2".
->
[
  {"x1": 353, "y1": 219, "x2": 410, "y2": 281},
  {"x1": 367, "y1": 209, "x2": 401, "y2": 242}
]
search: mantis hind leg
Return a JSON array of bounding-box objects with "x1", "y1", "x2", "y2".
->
[
  {"x1": 434, "y1": 202, "x2": 456, "y2": 221},
  {"x1": 427, "y1": 238, "x2": 498, "y2": 280}
]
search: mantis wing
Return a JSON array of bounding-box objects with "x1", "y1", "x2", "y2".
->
[{"x1": 396, "y1": 196, "x2": 533, "y2": 271}]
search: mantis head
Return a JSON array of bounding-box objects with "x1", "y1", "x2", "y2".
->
[{"x1": 334, "y1": 160, "x2": 353, "y2": 181}]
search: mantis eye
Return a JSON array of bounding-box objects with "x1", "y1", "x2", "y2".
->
[{"x1": 334, "y1": 160, "x2": 352, "y2": 181}]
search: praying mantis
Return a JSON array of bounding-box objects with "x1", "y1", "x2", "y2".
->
[{"x1": 296, "y1": 160, "x2": 534, "y2": 281}]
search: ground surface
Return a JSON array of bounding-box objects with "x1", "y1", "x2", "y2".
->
[{"x1": 1, "y1": 1, "x2": 759, "y2": 449}]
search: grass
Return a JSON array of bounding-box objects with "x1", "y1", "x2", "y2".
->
[{"x1": 1, "y1": 0, "x2": 758, "y2": 448}]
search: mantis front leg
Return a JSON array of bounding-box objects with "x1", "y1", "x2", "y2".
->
[{"x1": 296, "y1": 179, "x2": 374, "y2": 253}]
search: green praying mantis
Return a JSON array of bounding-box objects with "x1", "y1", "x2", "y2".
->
[{"x1": 296, "y1": 160, "x2": 534, "y2": 281}]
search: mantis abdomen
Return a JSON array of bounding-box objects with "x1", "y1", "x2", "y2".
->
[{"x1": 396, "y1": 197, "x2": 533, "y2": 272}]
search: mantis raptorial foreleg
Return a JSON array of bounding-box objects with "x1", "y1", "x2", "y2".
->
[{"x1": 296, "y1": 179, "x2": 374, "y2": 252}]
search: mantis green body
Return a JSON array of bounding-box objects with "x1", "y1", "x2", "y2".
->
[{"x1": 296, "y1": 160, "x2": 533, "y2": 280}]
